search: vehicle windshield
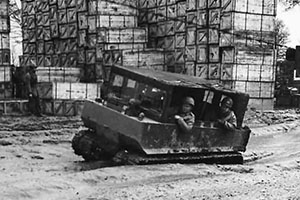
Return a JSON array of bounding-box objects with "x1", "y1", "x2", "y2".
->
[{"x1": 107, "y1": 73, "x2": 166, "y2": 117}]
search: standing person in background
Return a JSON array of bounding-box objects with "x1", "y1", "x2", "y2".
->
[
  {"x1": 24, "y1": 65, "x2": 42, "y2": 117},
  {"x1": 11, "y1": 65, "x2": 26, "y2": 98}
]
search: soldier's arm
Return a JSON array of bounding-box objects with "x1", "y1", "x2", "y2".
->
[
  {"x1": 177, "y1": 114, "x2": 195, "y2": 133},
  {"x1": 223, "y1": 112, "x2": 237, "y2": 130}
]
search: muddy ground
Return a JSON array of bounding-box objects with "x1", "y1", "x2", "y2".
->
[{"x1": 1, "y1": 110, "x2": 300, "y2": 200}]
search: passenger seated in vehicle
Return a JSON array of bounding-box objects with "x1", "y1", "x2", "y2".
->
[
  {"x1": 125, "y1": 98, "x2": 142, "y2": 117},
  {"x1": 174, "y1": 96, "x2": 195, "y2": 133},
  {"x1": 207, "y1": 97, "x2": 237, "y2": 130}
]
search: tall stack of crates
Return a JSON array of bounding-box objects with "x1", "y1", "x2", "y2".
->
[
  {"x1": 138, "y1": 0, "x2": 277, "y2": 109},
  {"x1": 0, "y1": 0, "x2": 12, "y2": 99}
]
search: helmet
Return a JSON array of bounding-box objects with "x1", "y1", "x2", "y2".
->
[
  {"x1": 183, "y1": 96, "x2": 195, "y2": 107},
  {"x1": 221, "y1": 97, "x2": 233, "y2": 108}
]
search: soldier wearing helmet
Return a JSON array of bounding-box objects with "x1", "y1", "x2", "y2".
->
[
  {"x1": 217, "y1": 96, "x2": 237, "y2": 130},
  {"x1": 24, "y1": 64, "x2": 42, "y2": 117},
  {"x1": 174, "y1": 96, "x2": 195, "y2": 133}
]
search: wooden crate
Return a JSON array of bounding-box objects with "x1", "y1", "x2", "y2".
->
[
  {"x1": 0, "y1": 82, "x2": 12, "y2": 99},
  {"x1": 41, "y1": 99, "x2": 86, "y2": 116},
  {"x1": 0, "y1": 99, "x2": 28, "y2": 115},
  {"x1": 103, "y1": 43, "x2": 146, "y2": 50},
  {"x1": 0, "y1": 49, "x2": 10, "y2": 65},
  {"x1": 221, "y1": 0, "x2": 276, "y2": 15},
  {"x1": 97, "y1": 0, "x2": 138, "y2": 15},
  {"x1": 0, "y1": 33, "x2": 9, "y2": 49},
  {"x1": 0, "y1": 0, "x2": 8, "y2": 16},
  {"x1": 0, "y1": 17, "x2": 9, "y2": 32},
  {"x1": 97, "y1": 15, "x2": 138, "y2": 28},
  {"x1": 235, "y1": 47, "x2": 275, "y2": 65},
  {"x1": 122, "y1": 49, "x2": 165, "y2": 68},
  {"x1": 233, "y1": 81, "x2": 274, "y2": 98},
  {"x1": 232, "y1": 64, "x2": 275, "y2": 82},
  {"x1": 36, "y1": 67, "x2": 81, "y2": 82},
  {"x1": 248, "y1": 98, "x2": 274, "y2": 111},
  {"x1": 97, "y1": 27, "x2": 147, "y2": 44},
  {"x1": 37, "y1": 82, "x2": 101, "y2": 100}
]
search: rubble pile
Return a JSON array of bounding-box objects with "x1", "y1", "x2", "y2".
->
[{"x1": 244, "y1": 109, "x2": 300, "y2": 127}]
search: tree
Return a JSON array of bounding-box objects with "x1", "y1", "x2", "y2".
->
[
  {"x1": 275, "y1": 19, "x2": 290, "y2": 47},
  {"x1": 275, "y1": 19, "x2": 290, "y2": 60},
  {"x1": 281, "y1": 0, "x2": 300, "y2": 9}
]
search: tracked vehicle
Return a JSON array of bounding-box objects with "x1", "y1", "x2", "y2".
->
[{"x1": 72, "y1": 65, "x2": 251, "y2": 164}]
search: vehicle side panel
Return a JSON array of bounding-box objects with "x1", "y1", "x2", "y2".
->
[{"x1": 82, "y1": 101, "x2": 250, "y2": 155}]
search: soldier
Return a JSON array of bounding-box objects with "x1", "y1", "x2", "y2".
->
[
  {"x1": 216, "y1": 97, "x2": 237, "y2": 130},
  {"x1": 24, "y1": 65, "x2": 42, "y2": 117},
  {"x1": 174, "y1": 96, "x2": 195, "y2": 133}
]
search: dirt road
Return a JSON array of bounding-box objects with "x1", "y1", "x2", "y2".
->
[{"x1": 1, "y1": 115, "x2": 300, "y2": 200}]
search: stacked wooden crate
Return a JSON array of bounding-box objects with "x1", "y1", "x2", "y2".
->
[
  {"x1": 0, "y1": 0, "x2": 12, "y2": 100},
  {"x1": 20, "y1": 0, "x2": 104, "y2": 116},
  {"x1": 138, "y1": 0, "x2": 277, "y2": 109},
  {"x1": 20, "y1": 0, "x2": 165, "y2": 82},
  {"x1": 21, "y1": 0, "x2": 83, "y2": 82},
  {"x1": 94, "y1": 0, "x2": 166, "y2": 77},
  {"x1": 20, "y1": 0, "x2": 167, "y2": 115}
]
